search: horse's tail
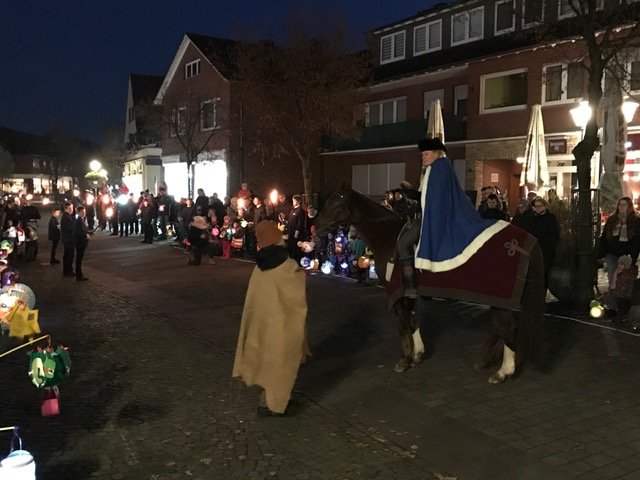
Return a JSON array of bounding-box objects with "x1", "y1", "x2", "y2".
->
[{"x1": 516, "y1": 242, "x2": 546, "y2": 363}]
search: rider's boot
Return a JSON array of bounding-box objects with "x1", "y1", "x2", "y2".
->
[{"x1": 401, "y1": 262, "x2": 417, "y2": 299}]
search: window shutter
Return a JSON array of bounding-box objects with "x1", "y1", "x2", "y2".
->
[
  {"x1": 428, "y1": 22, "x2": 441, "y2": 49},
  {"x1": 469, "y1": 9, "x2": 483, "y2": 38},
  {"x1": 380, "y1": 36, "x2": 392, "y2": 62},
  {"x1": 452, "y1": 14, "x2": 466, "y2": 43},
  {"x1": 414, "y1": 25, "x2": 427, "y2": 53},
  {"x1": 393, "y1": 32, "x2": 405, "y2": 58}
]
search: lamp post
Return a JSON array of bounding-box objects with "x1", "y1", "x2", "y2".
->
[{"x1": 570, "y1": 101, "x2": 593, "y2": 189}]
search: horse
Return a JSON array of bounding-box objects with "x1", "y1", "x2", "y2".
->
[{"x1": 314, "y1": 184, "x2": 545, "y2": 384}]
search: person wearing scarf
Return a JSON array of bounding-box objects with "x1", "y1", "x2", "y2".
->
[{"x1": 232, "y1": 220, "x2": 310, "y2": 416}]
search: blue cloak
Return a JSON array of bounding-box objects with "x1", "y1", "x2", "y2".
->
[{"x1": 414, "y1": 157, "x2": 508, "y2": 272}]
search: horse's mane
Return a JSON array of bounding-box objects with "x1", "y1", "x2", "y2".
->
[{"x1": 344, "y1": 187, "x2": 404, "y2": 227}]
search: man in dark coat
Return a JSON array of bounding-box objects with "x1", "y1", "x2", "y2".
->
[
  {"x1": 48, "y1": 207, "x2": 61, "y2": 265},
  {"x1": 60, "y1": 202, "x2": 75, "y2": 277},
  {"x1": 286, "y1": 195, "x2": 307, "y2": 261},
  {"x1": 73, "y1": 206, "x2": 90, "y2": 281},
  {"x1": 139, "y1": 197, "x2": 155, "y2": 244}
]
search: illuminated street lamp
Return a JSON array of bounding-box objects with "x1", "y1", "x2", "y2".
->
[
  {"x1": 89, "y1": 159, "x2": 102, "y2": 173},
  {"x1": 570, "y1": 100, "x2": 592, "y2": 139},
  {"x1": 622, "y1": 98, "x2": 639, "y2": 123}
]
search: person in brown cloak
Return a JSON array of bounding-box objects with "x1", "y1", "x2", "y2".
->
[{"x1": 232, "y1": 220, "x2": 309, "y2": 416}]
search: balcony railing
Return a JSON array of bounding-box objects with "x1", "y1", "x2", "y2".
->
[{"x1": 324, "y1": 115, "x2": 467, "y2": 151}]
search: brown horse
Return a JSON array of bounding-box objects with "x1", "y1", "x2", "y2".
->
[{"x1": 314, "y1": 185, "x2": 545, "y2": 384}]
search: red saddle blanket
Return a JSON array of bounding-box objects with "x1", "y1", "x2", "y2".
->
[{"x1": 387, "y1": 224, "x2": 536, "y2": 311}]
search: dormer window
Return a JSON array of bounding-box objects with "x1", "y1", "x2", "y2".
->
[
  {"x1": 414, "y1": 20, "x2": 442, "y2": 55},
  {"x1": 523, "y1": 0, "x2": 544, "y2": 26},
  {"x1": 185, "y1": 59, "x2": 201, "y2": 79},
  {"x1": 380, "y1": 31, "x2": 405, "y2": 64},
  {"x1": 451, "y1": 7, "x2": 484, "y2": 46}
]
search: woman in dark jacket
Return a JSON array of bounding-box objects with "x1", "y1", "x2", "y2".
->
[
  {"x1": 480, "y1": 194, "x2": 509, "y2": 221},
  {"x1": 598, "y1": 196, "x2": 640, "y2": 307},
  {"x1": 524, "y1": 196, "x2": 560, "y2": 289}
]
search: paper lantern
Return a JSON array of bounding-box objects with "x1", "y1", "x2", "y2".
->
[
  {"x1": 321, "y1": 261, "x2": 333, "y2": 274},
  {"x1": 589, "y1": 300, "x2": 604, "y2": 319},
  {"x1": 357, "y1": 256, "x2": 370, "y2": 269},
  {"x1": 0, "y1": 430, "x2": 36, "y2": 480},
  {"x1": 2, "y1": 284, "x2": 35, "y2": 309},
  {"x1": 299, "y1": 257, "x2": 311, "y2": 268}
]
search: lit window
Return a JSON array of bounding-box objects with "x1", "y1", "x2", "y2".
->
[
  {"x1": 414, "y1": 20, "x2": 441, "y2": 55},
  {"x1": 543, "y1": 62, "x2": 584, "y2": 103},
  {"x1": 495, "y1": 0, "x2": 515, "y2": 34},
  {"x1": 451, "y1": 7, "x2": 484, "y2": 46},
  {"x1": 185, "y1": 59, "x2": 201, "y2": 79},
  {"x1": 367, "y1": 98, "x2": 407, "y2": 126},
  {"x1": 380, "y1": 31, "x2": 406, "y2": 64},
  {"x1": 481, "y1": 69, "x2": 528, "y2": 112}
]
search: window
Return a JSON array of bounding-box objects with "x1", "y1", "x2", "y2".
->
[
  {"x1": 481, "y1": 69, "x2": 528, "y2": 112},
  {"x1": 543, "y1": 62, "x2": 584, "y2": 103},
  {"x1": 451, "y1": 7, "x2": 484, "y2": 46},
  {"x1": 414, "y1": 20, "x2": 442, "y2": 55},
  {"x1": 423, "y1": 89, "x2": 444, "y2": 119},
  {"x1": 201, "y1": 99, "x2": 218, "y2": 131},
  {"x1": 380, "y1": 31, "x2": 406, "y2": 64},
  {"x1": 171, "y1": 107, "x2": 186, "y2": 136},
  {"x1": 523, "y1": 0, "x2": 543, "y2": 25},
  {"x1": 367, "y1": 97, "x2": 407, "y2": 126},
  {"x1": 352, "y1": 163, "x2": 405, "y2": 196},
  {"x1": 559, "y1": 0, "x2": 603, "y2": 19},
  {"x1": 454, "y1": 85, "x2": 468, "y2": 118},
  {"x1": 630, "y1": 61, "x2": 640, "y2": 92},
  {"x1": 495, "y1": 0, "x2": 515, "y2": 35},
  {"x1": 185, "y1": 59, "x2": 201, "y2": 79},
  {"x1": 127, "y1": 106, "x2": 134, "y2": 123}
]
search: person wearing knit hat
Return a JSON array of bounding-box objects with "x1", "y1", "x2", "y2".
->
[
  {"x1": 255, "y1": 220, "x2": 284, "y2": 249},
  {"x1": 233, "y1": 219, "x2": 310, "y2": 417}
]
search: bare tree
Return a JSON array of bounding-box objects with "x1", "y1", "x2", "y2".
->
[
  {"x1": 550, "y1": 0, "x2": 640, "y2": 306},
  {"x1": 236, "y1": 16, "x2": 370, "y2": 196},
  {"x1": 149, "y1": 89, "x2": 223, "y2": 198}
]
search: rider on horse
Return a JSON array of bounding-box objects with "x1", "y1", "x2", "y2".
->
[{"x1": 396, "y1": 138, "x2": 509, "y2": 298}]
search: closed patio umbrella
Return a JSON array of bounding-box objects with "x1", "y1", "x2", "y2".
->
[
  {"x1": 427, "y1": 99, "x2": 445, "y2": 142},
  {"x1": 520, "y1": 104, "x2": 549, "y2": 190}
]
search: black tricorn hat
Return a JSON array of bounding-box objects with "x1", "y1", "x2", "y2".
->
[{"x1": 418, "y1": 137, "x2": 447, "y2": 152}]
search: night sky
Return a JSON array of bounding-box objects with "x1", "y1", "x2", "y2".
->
[{"x1": 0, "y1": 0, "x2": 444, "y2": 145}]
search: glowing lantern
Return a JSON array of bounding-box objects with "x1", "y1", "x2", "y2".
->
[
  {"x1": 105, "y1": 207, "x2": 114, "y2": 218},
  {"x1": 357, "y1": 256, "x2": 370, "y2": 269},
  {"x1": 589, "y1": 300, "x2": 605, "y2": 319},
  {"x1": 85, "y1": 193, "x2": 94, "y2": 206},
  {"x1": 310, "y1": 259, "x2": 319, "y2": 271},
  {"x1": 299, "y1": 257, "x2": 311, "y2": 269},
  {"x1": 101, "y1": 195, "x2": 111, "y2": 205},
  {"x1": 269, "y1": 189, "x2": 278, "y2": 205},
  {"x1": 25, "y1": 194, "x2": 33, "y2": 201},
  {"x1": 0, "y1": 428, "x2": 36, "y2": 480},
  {"x1": 72, "y1": 189, "x2": 80, "y2": 197},
  {"x1": 41, "y1": 197, "x2": 50, "y2": 206},
  {"x1": 321, "y1": 261, "x2": 333, "y2": 274}
]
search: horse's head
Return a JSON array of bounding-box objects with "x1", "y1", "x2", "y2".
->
[{"x1": 315, "y1": 185, "x2": 353, "y2": 236}]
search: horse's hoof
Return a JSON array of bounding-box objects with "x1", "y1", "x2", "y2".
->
[
  {"x1": 410, "y1": 355, "x2": 423, "y2": 367},
  {"x1": 488, "y1": 372, "x2": 510, "y2": 384},
  {"x1": 393, "y1": 359, "x2": 411, "y2": 373}
]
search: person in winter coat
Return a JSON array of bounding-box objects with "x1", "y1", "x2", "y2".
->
[
  {"x1": 480, "y1": 194, "x2": 510, "y2": 221},
  {"x1": 232, "y1": 220, "x2": 309, "y2": 417},
  {"x1": 48, "y1": 207, "x2": 61, "y2": 265},
  {"x1": 522, "y1": 196, "x2": 560, "y2": 289},
  {"x1": 186, "y1": 216, "x2": 210, "y2": 265}
]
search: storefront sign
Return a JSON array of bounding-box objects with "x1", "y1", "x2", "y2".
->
[{"x1": 548, "y1": 139, "x2": 567, "y2": 154}]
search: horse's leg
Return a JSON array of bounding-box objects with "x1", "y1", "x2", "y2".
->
[
  {"x1": 488, "y1": 343, "x2": 516, "y2": 384},
  {"x1": 486, "y1": 308, "x2": 517, "y2": 384},
  {"x1": 393, "y1": 298, "x2": 417, "y2": 372},
  {"x1": 410, "y1": 306, "x2": 425, "y2": 366},
  {"x1": 474, "y1": 333, "x2": 503, "y2": 371}
]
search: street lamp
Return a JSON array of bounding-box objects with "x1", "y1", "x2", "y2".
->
[
  {"x1": 89, "y1": 159, "x2": 102, "y2": 173},
  {"x1": 622, "y1": 98, "x2": 639, "y2": 123},
  {"x1": 570, "y1": 100, "x2": 592, "y2": 139}
]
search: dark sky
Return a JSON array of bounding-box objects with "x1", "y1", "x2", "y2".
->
[{"x1": 0, "y1": 0, "x2": 444, "y2": 145}]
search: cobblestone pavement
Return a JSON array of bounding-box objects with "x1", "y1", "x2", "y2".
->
[{"x1": 2, "y1": 225, "x2": 640, "y2": 480}]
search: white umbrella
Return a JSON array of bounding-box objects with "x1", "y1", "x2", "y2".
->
[
  {"x1": 427, "y1": 99, "x2": 445, "y2": 142},
  {"x1": 520, "y1": 104, "x2": 549, "y2": 190}
]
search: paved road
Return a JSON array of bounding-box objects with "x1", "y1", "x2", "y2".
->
[{"x1": 2, "y1": 219, "x2": 640, "y2": 479}]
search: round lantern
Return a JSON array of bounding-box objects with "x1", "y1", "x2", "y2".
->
[
  {"x1": 321, "y1": 261, "x2": 333, "y2": 275},
  {"x1": 2, "y1": 283, "x2": 35, "y2": 309},
  {"x1": 310, "y1": 259, "x2": 319, "y2": 271},
  {"x1": 357, "y1": 256, "x2": 370, "y2": 269},
  {"x1": 299, "y1": 257, "x2": 311, "y2": 269},
  {"x1": 0, "y1": 430, "x2": 36, "y2": 480},
  {"x1": 589, "y1": 300, "x2": 604, "y2": 319},
  {"x1": 0, "y1": 240, "x2": 13, "y2": 254},
  {"x1": 0, "y1": 268, "x2": 20, "y2": 288}
]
